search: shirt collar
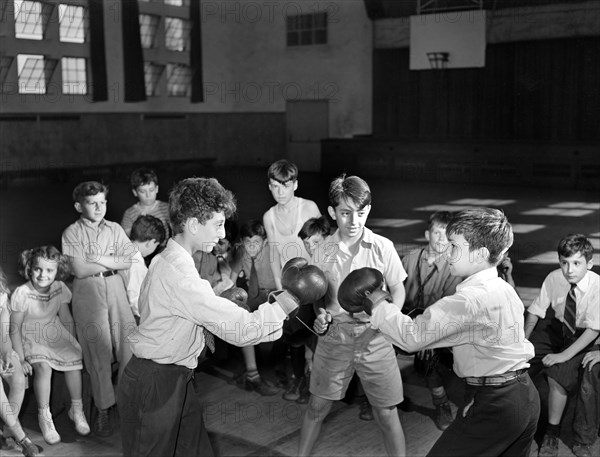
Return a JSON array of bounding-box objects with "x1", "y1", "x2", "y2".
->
[
  {"x1": 331, "y1": 227, "x2": 374, "y2": 254},
  {"x1": 78, "y1": 217, "x2": 106, "y2": 229},
  {"x1": 166, "y1": 238, "x2": 195, "y2": 267},
  {"x1": 574, "y1": 271, "x2": 591, "y2": 293},
  {"x1": 456, "y1": 267, "x2": 498, "y2": 291}
]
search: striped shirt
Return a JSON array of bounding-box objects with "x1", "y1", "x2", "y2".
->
[{"x1": 120, "y1": 201, "x2": 171, "y2": 238}]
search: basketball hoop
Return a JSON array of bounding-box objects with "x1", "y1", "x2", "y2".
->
[{"x1": 426, "y1": 52, "x2": 449, "y2": 70}]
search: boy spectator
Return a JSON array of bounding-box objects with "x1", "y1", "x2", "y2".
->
[
  {"x1": 401, "y1": 211, "x2": 462, "y2": 430},
  {"x1": 120, "y1": 215, "x2": 166, "y2": 323},
  {"x1": 121, "y1": 168, "x2": 170, "y2": 240},
  {"x1": 61, "y1": 181, "x2": 136, "y2": 436},
  {"x1": 300, "y1": 175, "x2": 407, "y2": 456},
  {"x1": 263, "y1": 159, "x2": 320, "y2": 289},
  {"x1": 525, "y1": 234, "x2": 599, "y2": 457}
]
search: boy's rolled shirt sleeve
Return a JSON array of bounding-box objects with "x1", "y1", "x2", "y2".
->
[
  {"x1": 61, "y1": 226, "x2": 85, "y2": 262},
  {"x1": 382, "y1": 238, "x2": 407, "y2": 290}
]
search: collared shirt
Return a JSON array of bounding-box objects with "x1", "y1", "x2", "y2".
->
[
  {"x1": 402, "y1": 247, "x2": 462, "y2": 309},
  {"x1": 230, "y1": 243, "x2": 277, "y2": 291},
  {"x1": 131, "y1": 239, "x2": 288, "y2": 369},
  {"x1": 528, "y1": 269, "x2": 599, "y2": 331},
  {"x1": 312, "y1": 227, "x2": 407, "y2": 323},
  {"x1": 119, "y1": 250, "x2": 147, "y2": 317},
  {"x1": 371, "y1": 267, "x2": 534, "y2": 377},
  {"x1": 62, "y1": 217, "x2": 131, "y2": 267}
]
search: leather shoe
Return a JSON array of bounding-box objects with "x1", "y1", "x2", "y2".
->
[
  {"x1": 538, "y1": 433, "x2": 559, "y2": 457},
  {"x1": 572, "y1": 442, "x2": 592, "y2": 457},
  {"x1": 245, "y1": 376, "x2": 279, "y2": 396}
]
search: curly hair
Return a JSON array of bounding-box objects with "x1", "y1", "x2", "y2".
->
[
  {"x1": 169, "y1": 177, "x2": 236, "y2": 235},
  {"x1": 72, "y1": 181, "x2": 108, "y2": 203},
  {"x1": 18, "y1": 246, "x2": 71, "y2": 282}
]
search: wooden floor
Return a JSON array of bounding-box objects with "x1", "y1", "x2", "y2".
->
[{"x1": 1, "y1": 166, "x2": 599, "y2": 456}]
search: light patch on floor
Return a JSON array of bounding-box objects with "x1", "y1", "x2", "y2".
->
[
  {"x1": 549, "y1": 202, "x2": 600, "y2": 210},
  {"x1": 511, "y1": 224, "x2": 546, "y2": 234},
  {"x1": 369, "y1": 218, "x2": 423, "y2": 228},
  {"x1": 589, "y1": 232, "x2": 600, "y2": 237},
  {"x1": 516, "y1": 287, "x2": 541, "y2": 305},
  {"x1": 449, "y1": 198, "x2": 516, "y2": 206},
  {"x1": 520, "y1": 208, "x2": 594, "y2": 217},
  {"x1": 588, "y1": 237, "x2": 600, "y2": 249},
  {"x1": 521, "y1": 251, "x2": 600, "y2": 265}
]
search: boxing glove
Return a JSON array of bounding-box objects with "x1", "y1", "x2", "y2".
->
[
  {"x1": 337, "y1": 267, "x2": 392, "y2": 315},
  {"x1": 270, "y1": 257, "x2": 328, "y2": 315},
  {"x1": 220, "y1": 287, "x2": 250, "y2": 311}
]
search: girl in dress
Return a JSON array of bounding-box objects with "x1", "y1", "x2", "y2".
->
[{"x1": 10, "y1": 246, "x2": 90, "y2": 445}]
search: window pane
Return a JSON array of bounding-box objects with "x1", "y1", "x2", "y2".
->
[
  {"x1": 59, "y1": 4, "x2": 86, "y2": 43},
  {"x1": 14, "y1": 0, "x2": 43, "y2": 40},
  {"x1": 165, "y1": 17, "x2": 190, "y2": 52},
  {"x1": 166, "y1": 63, "x2": 191, "y2": 97},
  {"x1": 61, "y1": 57, "x2": 87, "y2": 94},
  {"x1": 139, "y1": 14, "x2": 160, "y2": 49},
  {"x1": 144, "y1": 61, "x2": 165, "y2": 96},
  {"x1": 286, "y1": 13, "x2": 327, "y2": 47},
  {"x1": 17, "y1": 54, "x2": 45, "y2": 93}
]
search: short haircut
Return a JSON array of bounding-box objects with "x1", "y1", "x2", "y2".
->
[
  {"x1": 267, "y1": 159, "x2": 298, "y2": 184},
  {"x1": 131, "y1": 167, "x2": 159, "y2": 189},
  {"x1": 557, "y1": 234, "x2": 594, "y2": 262},
  {"x1": 169, "y1": 177, "x2": 236, "y2": 235},
  {"x1": 240, "y1": 219, "x2": 267, "y2": 240},
  {"x1": 428, "y1": 211, "x2": 452, "y2": 231},
  {"x1": 446, "y1": 208, "x2": 513, "y2": 266},
  {"x1": 72, "y1": 181, "x2": 108, "y2": 203},
  {"x1": 130, "y1": 215, "x2": 167, "y2": 244},
  {"x1": 328, "y1": 174, "x2": 371, "y2": 209},
  {"x1": 18, "y1": 245, "x2": 71, "y2": 282},
  {"x1": 298, "y1": 216, "x2": 332, "y2": 240}
]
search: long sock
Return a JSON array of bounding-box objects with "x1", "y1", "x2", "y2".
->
[{"x1": 6, "y1": 422, "x2": 26, "y2": 442}]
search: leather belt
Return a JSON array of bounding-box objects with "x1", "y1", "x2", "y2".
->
[
  {"x1": 90, "y1": 270, "x2": 118, "y2": 278},
  {"x1": 465, "y1": 369, "x2": 526, "y2": 387}
]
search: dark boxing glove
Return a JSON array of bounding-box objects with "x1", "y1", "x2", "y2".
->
[
  {"x1": 337, "y1": 267, "x2": 392, "y2": 315},
  {"x1": 220, "y1": 287, "x2": 250, "y2": 311},
  {"x1": 271, "y1": 257, "x2": 328, "y2": 315}
]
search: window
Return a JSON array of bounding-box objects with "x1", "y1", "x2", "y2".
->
[
  {"x1": 139, "y1": 14, "x2": 160, "y2": 49},
  {"x1": 287, "y1": 12, "x2": 327, "y2": 46},
  {"x1": 166, "y1": 63, "x2": 191, "y2": 97},
  {"x1": 61, "y1": 57, "x2": 87, "y2": 94},
  {"x1": 14, "y1": 0, "x2": 45, "y2": 40},
  {"x1": 165, "y1": 17, "x2": 190, "y2": 52},
  {"x1": 164, "y1": 0, "x2": 190, "y2": 6},
  {"x1": 144, "y1": 62, "x2": 164, "y2": 96},
  {"x1": 0, "y1": 57, "x2": 14, "y2": 89},
  {"x1": 17, "y1": 54, "x2": 46, "y2": 93},
  {"x1": 59, "y1": 4, "x2": 86, "y2": 43}
]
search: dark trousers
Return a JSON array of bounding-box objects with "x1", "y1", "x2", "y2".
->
[
  {"x1": 573, "y1": 352, "x2": 600, "y2": 445},
  {"x1": 428, "y1": 372, "x2": 540, "y2": 457},
  {"x1": 118, "y1": 355, "x2": 213, "y2": 457}
]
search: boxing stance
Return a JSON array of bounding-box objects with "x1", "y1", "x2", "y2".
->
[
  {"x1": 338, "y1": 208, "x2": 540, "y2": 457},
  {"x1": 118, "y1": 177, "x2": 328, "y2": 457}
]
